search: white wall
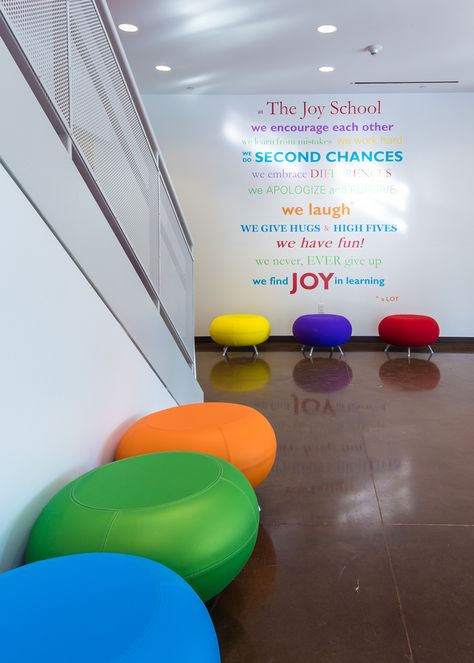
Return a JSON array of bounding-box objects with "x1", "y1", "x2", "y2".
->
[
  {"x1": 146, "y1": 93, "x2": 474, "y2": 336},
  {"x1": 0, "y1": 164, "x2": 177, "y2": 571}
]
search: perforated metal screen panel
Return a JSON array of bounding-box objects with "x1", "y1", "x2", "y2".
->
[
  {"x1": 159, "y1": 177, "x2": 194, "y2": 357},
  {"x1": 1, "y1": 0, "x2": 195, "y2": 352},
  {"x1": 1, "y1": 0, "x2": 160, "y2": 292},
  {"x1": 68, "y1": 0, "x2": 159, "y2": 286},
  {"x1": 1, "y1": 0, "x2": 70, "y2": 124}
]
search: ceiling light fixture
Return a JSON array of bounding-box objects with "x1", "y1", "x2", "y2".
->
[
  {"x1": 118, "y1": 23, "x2": 138, "y2": 32},
  {"x1": 318, "y1": 66, "x2": 335, "y2": 73},
  {"x1": 317, "y1": 25, "x2": 337, "y2": 34},
  {"x1": 155, "y1": 65, "x2": 172, "y2": 72}
]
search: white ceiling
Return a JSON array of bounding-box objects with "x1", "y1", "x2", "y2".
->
[{"x1": 106, "y1": 0, "x2": 474, "y2": 94}]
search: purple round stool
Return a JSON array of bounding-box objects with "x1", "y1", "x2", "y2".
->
[{"x1": 292, "y1": 314, "x2": 352, "y2": 357}]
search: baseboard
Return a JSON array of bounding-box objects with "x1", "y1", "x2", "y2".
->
[{"x1": 195, "y1": 336, "x2": 474, "y2": 352}]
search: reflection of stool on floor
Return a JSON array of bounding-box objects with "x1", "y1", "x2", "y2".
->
[
  {"x1": 213, "y1": 526, "x2": 277, "y2": 617},
  {"x1": 292, "y1": 314, "x2": 352, "y2": 357},
  {"x1": 210, "y1": 314, "x2": 270, "y2": 356},
  {"x1": 292, "y1": 357, "x2": 353, "y2": 393},
  {"x1": 379, "y1": 357, "x2": 441, "y2": 391},
  {"x1": 210, "y1": 356, "x2": 271, "y2": 392},
  {"x1": 378, "y1": 314, "x2": 440, "y2": 357}
]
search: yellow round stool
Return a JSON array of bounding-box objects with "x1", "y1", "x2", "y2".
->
[{"x1": 210, "y1": 314, "x2": 271, "y2": 356}]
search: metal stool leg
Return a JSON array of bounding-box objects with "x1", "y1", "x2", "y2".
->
[
  {"x1": 338, "y1": 345, "x2": 344, "y2": 356},
  {"x1": 428, "y1": 345, "x2": 434, "y2": 354},
  {"x1": 384, "y1": 344, "x2": 391, "y2": 353},
  {"x1": 309, "y1": 346, "x2": 314, "y2": 359},
  {"x1": 222, "y1": 346, "x2": 229, "y2": 357},
  {"x1": 253, "y1": 345, "x2": 259, "y2": 356},
  {"x1": 407, "y1": 346, "x2": 411, "y2": 359}
]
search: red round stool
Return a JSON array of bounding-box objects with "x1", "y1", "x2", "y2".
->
[{"x1": 378, "y1": 314, "x2": 439, "y2": 357}]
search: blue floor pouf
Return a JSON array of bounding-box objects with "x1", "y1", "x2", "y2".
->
[{"x1": 0, "y1": 553, "x2": 220, "y2": 662}]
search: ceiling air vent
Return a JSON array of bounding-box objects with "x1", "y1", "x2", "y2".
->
[{"x1": 352, "y1": 80, "x2": 459, "y2": 85}]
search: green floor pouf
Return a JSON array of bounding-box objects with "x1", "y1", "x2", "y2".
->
[{"x1": 26, "y1": 452, "x2": 259, "y2": 601}]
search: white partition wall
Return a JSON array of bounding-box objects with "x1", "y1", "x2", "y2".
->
[
  {"x1": 145, "y1": 93, "x2": 474, "y2": 337},
  {"x1": 0, "y1": 2, "x2": 201, "y2": 571},
  {"x1": 0, "y1": 164, "x2": 177, "y2": 571}
]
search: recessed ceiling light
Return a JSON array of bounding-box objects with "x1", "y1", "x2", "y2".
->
[
  {"x1": 155, "y1": 65, "x2": 172, "y2": 72},
  {"x1": 317, "y1": 25, "x2": 337, "y2": 34},
  {"x1": 318, "y1": 66, "x2": 335, "y2": 73},
  {"x1": 118, "y1": 23, "x2": 138, "y2": 32}
]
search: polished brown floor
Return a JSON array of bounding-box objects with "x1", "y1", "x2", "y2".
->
[{"x1": 197, "y1": 349, "x2": 474, "y2": 663}]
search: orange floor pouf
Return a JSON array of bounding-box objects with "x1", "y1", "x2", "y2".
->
[{"x1": 116, "y1": 403, "x2": 277, "y2": 488}]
